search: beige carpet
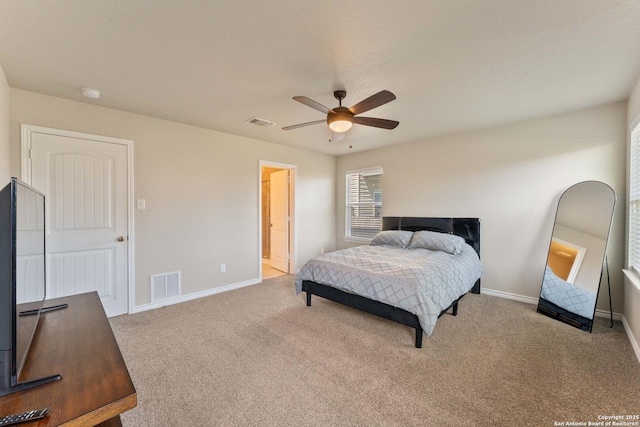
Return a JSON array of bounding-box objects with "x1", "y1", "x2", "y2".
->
[{"x1": 110, "y1": 275, "x2": 640, "y2": 426}]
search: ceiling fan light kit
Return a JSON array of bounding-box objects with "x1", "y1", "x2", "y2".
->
[
  {"x1": 328, "y1": 107, "x2": 354, "y2": 133},
  {"x1": 283, "y1": 89, "x2": 399, "y2": 138}
]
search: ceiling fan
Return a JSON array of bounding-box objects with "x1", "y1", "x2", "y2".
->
[{"x1": 282, "y1": 90, "x2": 399, "y2": 140}]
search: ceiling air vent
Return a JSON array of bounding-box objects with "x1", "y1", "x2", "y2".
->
[{"x1": 246, "y1": 117, "x2": 275, "y2": 128}]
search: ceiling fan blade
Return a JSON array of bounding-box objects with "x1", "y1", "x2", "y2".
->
[
  {"x1": 354, "y1": 116, "x2": 399, "y2": 129},
  {"x1": 349, "y1": 90, "x2": 396, "y2": 115},
  {"x1": 293, "y1": 96, "x2": 334, "y2": 114},
  {"x1": 282, "y1": 120, "x2": 326, "y2": 130},
  {"x1": 329, "y1": 131, "x2": 345, "y2": 142}
]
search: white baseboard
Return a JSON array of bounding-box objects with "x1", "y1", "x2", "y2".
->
[
  {"x1": 594, "y1": 307, "x2": 623, "y2": 322},
  {"x1": 132, "y1": 278, "x2": 261, "y2": 314},
  {"x1": 481, "y1": 287, "x2": 623, "y2": 321},
  {"x1": 622, "y1": 316, "x2": 640, "y2": 366},
  {"x1": 481, "y1": 288, "x2": 539, "y2": 305},
  {"x1": 482, "y1": 286, "x2": 638, "y2": 365},
  {"x1": 127, "y1": 279, "x2": 640, "y2": 366}
]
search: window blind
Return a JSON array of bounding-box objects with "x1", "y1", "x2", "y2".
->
[
  {"x1": 345, "y1": 168, "x2": 383, "y2": 240},
  {"x1": 630, "y1": 122, "x2": 640, "y2": 272}
]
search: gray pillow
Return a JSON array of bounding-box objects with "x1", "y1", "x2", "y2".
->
[
  {"x1": 408, "y1": 230, "x2": 465, "y2": 255},
  {"x1": 370, "y1": 230, "x2": 414, "y2": 248}
]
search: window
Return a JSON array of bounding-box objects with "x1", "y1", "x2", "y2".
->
[
  {"x1": 345, "y1": 167, "x2": 383, "y2": 241},
  {"x1": 629, "y1": 121, "x2": 640, "y2": 272}
]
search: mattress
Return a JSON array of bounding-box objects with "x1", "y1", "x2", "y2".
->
[{"x1": 295, "y1": 243, "x2": 482, "y2": 336}]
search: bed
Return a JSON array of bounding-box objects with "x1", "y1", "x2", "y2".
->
[{"x1": 295, "y1": 217, "x2": 482, "y2": 348}]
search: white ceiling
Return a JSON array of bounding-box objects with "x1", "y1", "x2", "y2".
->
[{"x1": 2, "y1": 1, "x2": 640, "y2": 156}]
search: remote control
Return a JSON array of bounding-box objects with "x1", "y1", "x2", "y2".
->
[{"x1": 0, "y1": 408, "x2": 49, "y2": 426}]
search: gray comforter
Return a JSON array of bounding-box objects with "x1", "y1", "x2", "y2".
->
[
  {"x1": 540, "y1": 265, "x2": 596, "y2": 319},
  {"x1": 295, "y1": 243, "x2": 482, "y2": 336}
]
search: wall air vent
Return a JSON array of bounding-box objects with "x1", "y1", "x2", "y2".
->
[
  {"x1": 151, "y1": 271, "x2": 181, "y2": 303},
  {"x1": 246, "y1": 117, "x2": 275, "y2": 128}
]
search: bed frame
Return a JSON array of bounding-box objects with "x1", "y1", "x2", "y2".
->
[
  {"x1": 537, "y1": 297, "x2": 593, "y2": 332},
  {"x1": 302, "y1": 217, "x2": 481, "y2": 348}
]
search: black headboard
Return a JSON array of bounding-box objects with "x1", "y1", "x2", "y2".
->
[{"x1": 382, "y1": 217, "x2": 481, "y2": 257}]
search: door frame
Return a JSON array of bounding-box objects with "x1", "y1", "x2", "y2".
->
[
  {"x1": 258, "y1": 160, "x2": 296, "y2": 278},
  {"x1": 20, "y1": 124, "x2": 135, "y2": 314}
]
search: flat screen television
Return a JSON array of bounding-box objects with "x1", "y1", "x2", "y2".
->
[{"x1": 0, "y1": 177, "x2": 62, "y2": 396}]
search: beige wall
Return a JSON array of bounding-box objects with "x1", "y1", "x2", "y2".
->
[
  {"x1": 6, "y1": 82, "x2": 636, "y2": 354},
  {"x1": 0, "y1": 66, "x2": 9, "y2": 184},
  {"x1": 337, "y1": 102, "x2": 627, "y2": 315},
  {"x1": 9, "y1": 89, "x2": 336, "y2": 308},
  {"x1": 625, "y1": 76, "x2": 640, "y2": 357}
]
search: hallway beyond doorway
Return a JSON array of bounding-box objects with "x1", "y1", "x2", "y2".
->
[{"x1": 262, "y1": 262, "x2": 287, "y2": 279}]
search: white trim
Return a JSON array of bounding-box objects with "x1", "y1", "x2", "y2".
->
[
  {"x1": 345, "y1": 166, "x2": 383, "y2": 241},
  {"x1": 20, "y1": 124, "x2": 135, "y2": 315},
  {"x1": 594, "y1": 307, "x2": 623, "y2": 322},
  {"x1": 20, "y1": 126, "x2": 31, "y2": 182},
  {"x1": 623, "y1": 268, "x2": 640, "y2": 293},
  {"x1": 345, "y1": 165, "x2": 384, "y2": 175},
  {"x1": 624, "y1": 115, "x2": 640, "y2": 366},
  {"x1": 481, "y1": 288, "x2": 539, "y2": 305},
  {"x1": 622, "y1": 315, "x2": 640, "y2": 366},
  {"x1": 132, "y1": 278, "x2": 260, "y2": 313},
  {"x1": 21, "y1": 125, "x2": 134, "y2": 182},
  {"x1": 623, "y1": 114, "x2": 640, "y2": 366},
  {"x1": 344, "y1": 236, "x2": 373, "y2": 244},
  {"x1": 481, "y1": 286, "x2": 622, "y2": 321},
  {"x1": 480, "y1": 288, "x2": 623, "y2": 320},
  {"x1": 550, "y1": 237, "x2": 586, "y2": 285},
  {"x1": 131, "y1": 276, "x2": 640, "y2": 366},
  {"x1": 258, "y1": 160, "x2": 297, "y2": 280},
  {"x1": 625, "y1": 117, "x2": 638, "y2": 270},
  {"x1": 127, "y1": 140, "x2": 135, "y2": 313},
  {"x1": 131, "y1": 279, "x2": 636, "y2": 365},
  {"x1": 630, "y1": 113, "x2": 640, "y2": 140}
]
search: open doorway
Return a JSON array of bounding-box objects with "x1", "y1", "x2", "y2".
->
[{"x1": 260, "y1": 161, "x2": 296, "y2": 280}]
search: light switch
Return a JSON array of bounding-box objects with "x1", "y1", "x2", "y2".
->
[{"x1": 137, "y1": 199, "x2": 146, "y2": 210}]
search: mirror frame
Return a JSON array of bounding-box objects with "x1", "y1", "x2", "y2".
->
[{"x1": 536, "y1": 181, "x2": 616, "y2": 332}]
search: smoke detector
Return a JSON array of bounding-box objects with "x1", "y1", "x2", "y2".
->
[
  {"x1": 81, "y1": 88, "x2": 101, "y2": 99},
  {"x1": 245, "y1": 117, "x2": 275, "y2": 128}
]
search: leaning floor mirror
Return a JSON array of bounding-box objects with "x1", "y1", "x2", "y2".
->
[{"x1": 537, "y1": 181, "x2": 616, "y2": 332}]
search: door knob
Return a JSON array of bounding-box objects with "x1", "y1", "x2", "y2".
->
[{"x1": 116, "y1": 236, "x2": 125, "y2": 242}]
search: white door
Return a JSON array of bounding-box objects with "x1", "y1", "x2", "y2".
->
[
  {"x1": 270, "y1": 170, "x2": 289, "y2": 272},
  {"x1": 26, "y1": 130, "x2": 130, "y2": 317}
]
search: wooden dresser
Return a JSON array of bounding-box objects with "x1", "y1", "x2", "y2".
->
[{"x1": 0, "y1": 292, "x2": 136, "y2": 426}]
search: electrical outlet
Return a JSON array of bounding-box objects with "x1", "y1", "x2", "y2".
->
[
  {"x1": 219, "y1": 264, "x2": 226, "y2": 274},
  {"x1": 320, "y1": 248, "x2": 324, "y2": 255}
]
